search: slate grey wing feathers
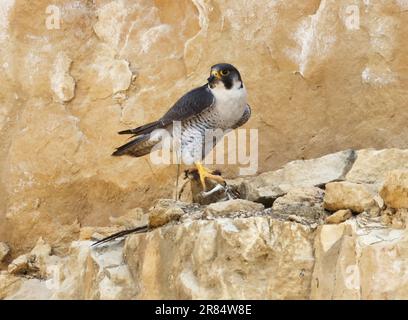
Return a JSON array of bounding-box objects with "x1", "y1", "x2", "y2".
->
[
  {"x1": 112, "y1": 134, "x2": 157, "y2": 157},
  {"x1": 160, "y1": 84, "x2": 215, "y2": 124},
  {"x1": 112, "y1": 84, "x2": 215, "y2": 157}
]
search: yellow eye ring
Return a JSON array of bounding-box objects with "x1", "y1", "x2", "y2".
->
[{"x1": 220, "y1": 70, "x2": 229, "y2": 76}]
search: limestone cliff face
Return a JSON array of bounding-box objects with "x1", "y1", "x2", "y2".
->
[
  {"x1": 1, "y1": 148, "x2": 408, "y2": 300},
  {"x1": 0, "y1": 0, "x2": 408, "y2": 281}
]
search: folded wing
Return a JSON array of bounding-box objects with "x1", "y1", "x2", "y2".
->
[{"x1": 112, "y1": 85, "x2": 215, "y2": 157}]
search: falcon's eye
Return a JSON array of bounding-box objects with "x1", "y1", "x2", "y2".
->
[{"x1": 220, "y1": 70, "x2": 230, "y2": 76}]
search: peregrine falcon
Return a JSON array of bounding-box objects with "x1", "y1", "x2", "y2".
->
[{"x1": 113, "y1": 63, "x2": 251, "y2": 191}]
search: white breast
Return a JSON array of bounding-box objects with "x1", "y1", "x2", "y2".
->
[{"x1": 209, "y1": 81, "x2": 247, "y2": 128}]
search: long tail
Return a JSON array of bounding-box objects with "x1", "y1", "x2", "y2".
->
[
  {"x1": 113, "y1": 119, "x2": 168, "y2": 157},
  {"x1": 112, "y1": 133, "x2": 159, "y2": 157},
  {"x1": 91, "y1": 225, "x2": 149, "y2": 247},
  {"x1": 118, "y1": 120, "x2": 162, "y2": 136}
]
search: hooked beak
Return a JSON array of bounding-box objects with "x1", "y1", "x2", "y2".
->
[{"x1": 207, "y1": 70, "x2": 221, "y2": 84}]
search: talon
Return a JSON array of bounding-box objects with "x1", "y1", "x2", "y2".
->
[
  {"x1": 194, "y1": 161, "x2": 225, "y2": 191},
  {"x1": 200, "y1": 183, "x2": 225, "y2": 198}
]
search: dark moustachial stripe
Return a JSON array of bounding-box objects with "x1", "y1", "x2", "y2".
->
[{"x1": 224, "y1": 77, "x2": 233, "y2": 89}]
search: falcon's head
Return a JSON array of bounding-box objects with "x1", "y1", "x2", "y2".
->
[{"x1": 207, "y1": 63, "x2": 243, "y2": 90}]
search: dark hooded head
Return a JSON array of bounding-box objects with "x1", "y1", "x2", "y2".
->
[{"x1": 207, "y1": 63, "x2": 243, "y2": 89}]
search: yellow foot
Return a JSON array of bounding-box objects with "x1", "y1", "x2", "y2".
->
[{"x1": 194, "y1": 162, "x2": 225, "y2": 191}]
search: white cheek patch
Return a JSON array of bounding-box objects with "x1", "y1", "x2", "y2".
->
[
  {"x1": 209, "y1": 79, "x2": 248, "y2": 128},
  {"x1": 231, "y1": 76, "x2": 243, "y2": 89},
  {"x1": 213, "y1": 82, "x2": 224, "y2": 89},
  {"x1": 213, "y1": 77, "x2": 242, "y2": 91},
  {"x1": 234, "y1": 79, "x2": 242, "y2": 89}
]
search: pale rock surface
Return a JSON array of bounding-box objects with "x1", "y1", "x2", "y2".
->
[
  {"x1": 312, "y1": 215, "x2": 408, "y2": 299},
  {"x1": 0, "y1": 215, "x2": 316, "y2": 299},
  {"x1": 87, "y1": 45, "x2": 133, "y2": 99},
  {"x1": 148, "y1": 199, "x2": 186, "y2": 228},
  {"x1": 272, "y1": 187, "x2": 325, "y2": 220},
  {"x1": 2, "y1": 168, "x2": 408, "y2": 299},
  {"x1": 8, "y1": 238, "x2": 52, "y2": 277},
  {"x1": 380, "y1": 170, "x2": 408, "y2": 209},
  {"x1": 125, "y1": 216, "x2": 315, "y2": 299},
  {"x1": 2, "y1": 0, "x2": 408, "y2": 254},
  {"x1": 204, "y1": 199, "x2": 264, "y2": 218},
  {"x1": 0, "y1": 272, "x2": 23, "y2": 300},
  {"x1": 346, "y1": 149, "x2": 408, "y2": 186},
  {"x1": 373, "y1": 195, "x2": 385, "y2": 210},
  {"x1": 325, "y1": 209, "x2": 352, "y2": 224},
  {"x1": 381, "y1": 208, "x2": 408, "y2": 229},
  {"x1": 109, "y1": 208, "x2": 147, "y2": 229},
  {"x1": 80, "y1": 226, "x2": 125, "y2": 241},
  {"x1": 238, "y1": 150, "x2": 356, "y2": 205},
  {"x1": 4, "y1": 279, "x2": 53, "y2": 300},
  {"x1": 50, "y1": 52, "x2": 76, "y2": 103},
  {"x1": 7, "y1": 254, "x2": 30, "y2": 275},
  {"x1": 0, "y1": 242, "x2": 10, "y2": 263},
  {"x1": 324, "y1": 181, "x2": 377, "y2": 213},
  {"x1": 2, "y1": 240, "x2": 138, "y2": 300}
]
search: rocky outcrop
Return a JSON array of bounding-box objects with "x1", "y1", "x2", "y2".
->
[
  {"x1": 324, "y1": 181, "x2": 377, "y2": 214},
  {"x1": 235, "y1": 150, "x2": 356, "y2": 206},
  {"x1": 124, "y1": 215, "x2": 314, "y2": 299},
  {"x1": 0, "y1": 242, "x2": 10, "y2": 263},
  {"x1": 380, "y1": 171, "x2": 408, "y2": 209},
  {"x1": 325, "y1": 209, "x2": 352, "y2": 224},
  {"x1": 312, "y1": 217, "x2": 408, "y2": 299},
  {"x1": 272, "y1": 187, "x2": 325, "y2": 220},
  {"x1": 1, "y1": 148, "x2": 408, "y2": 300}
]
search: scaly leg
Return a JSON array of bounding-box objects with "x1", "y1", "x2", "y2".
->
[{"x1": 194, "y1": 161, "x2": 225, "y2": 191}]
